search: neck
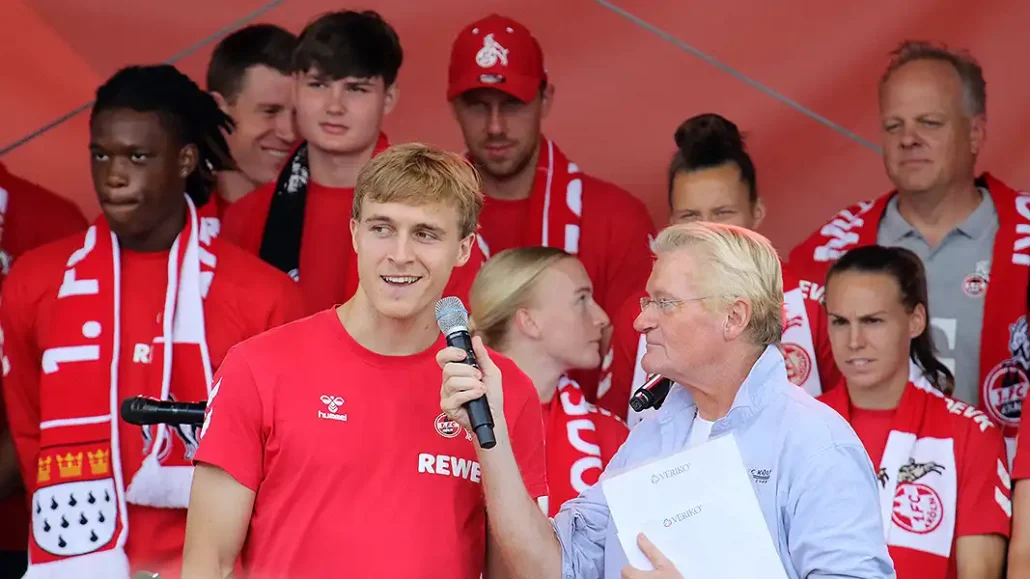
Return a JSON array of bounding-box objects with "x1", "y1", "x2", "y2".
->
[
  {"x1": 678, "y1": 344, "x2": 765, "y2": 422},
  {"x1": 478, "y1": 140, "x2": 542, "y2": 201},
  {"x1": 215, "y1": 171, "x2": 261, "y2": 203},
  {"x1": 895, "y1": 178, "x2": 982, "y2": 247},
  {"x1": 847, "y1": 362, "x2": 909, "y2": 411},
  {"x1": 118, "y1": 201, "x2": 186, "y2": 253},
  {"x1": 337, "y1": 291, "x2": 439, "y2": 356},
  {"x1": 502, "y1": 339, "x2": 566, "y2": 404},
  {"x1": 308, "y1": 139, "x2": 379, "y2": 189}
]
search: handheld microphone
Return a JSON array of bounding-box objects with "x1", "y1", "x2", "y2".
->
[
  {"x1": 629, "y1": 374, "x2": 673, "y2": 413},
  {"x1": 120, "y1": 396, "x2": 207, "y2": 427},
  {"x1": 435, "y1": 297, "x2": 496, "y2": 449}
]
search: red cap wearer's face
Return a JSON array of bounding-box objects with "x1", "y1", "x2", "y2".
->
[{"x1": 447, "y1": 14, "x2": 547, "y2": 103}]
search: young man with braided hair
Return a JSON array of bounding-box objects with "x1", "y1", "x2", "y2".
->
[
  {"x1": 0, "y1": 63, "x2": 304, "y2": 578},
  {"x1": 222, "y1": 10, "x2": 487, "y2": 315}
]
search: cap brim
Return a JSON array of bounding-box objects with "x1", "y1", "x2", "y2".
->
[{"x1": 447, "y1": 72, "x2": 540, "y2": 103}]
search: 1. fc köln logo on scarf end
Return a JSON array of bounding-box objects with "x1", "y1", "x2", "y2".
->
[
  {"x1": 890, "y1": 460, "x2": 946, "y2": 535},
  {"x1": 982, "y1": 315, "x2": 1030, "y2": 432},
  {"x1": 781, "y1": 343, "x2": 812, "y2": 386}
]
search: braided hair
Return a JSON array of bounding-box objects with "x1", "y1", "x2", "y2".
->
[{"x1": 90, "y1": 64, "x2": 237, "y2": 207}]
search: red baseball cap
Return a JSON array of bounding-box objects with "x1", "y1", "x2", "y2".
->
[{"x1": 447, "y1": 14, "x2": 547, "y2": 103}]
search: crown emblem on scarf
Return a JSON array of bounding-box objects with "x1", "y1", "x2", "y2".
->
[
  {"x1": 37, "y1": 457, "x2": 52, "y2": 483},
  {"x1": 57, "y1": 452, "x2": 83, "y2": 478},
  {"x1": 88, "y1": 449, "x2": 110, "y2": 475}
]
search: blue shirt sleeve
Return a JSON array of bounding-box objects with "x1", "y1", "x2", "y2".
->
[
  {"x1": 551, "y1": 480, "x2": 609, "y2": 579},
  {"x1": 787, "y1": 442, "x2": 897, "y2": 578}
]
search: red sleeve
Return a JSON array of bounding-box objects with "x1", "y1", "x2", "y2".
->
[
  {"x1": 595, "y1": 411, "x2": 629, "y2": 467},
  {"x1": 193, "y1": 344, "x2": 266, "y2": 491},
  {"x1": 0, "y1": 261, "x2": 43, "y2": 493},
  {"x1": 592, "y1": 183, "x2": 656, "y2": 320},
  {"x1": 596, "y1": 293, "x2": 644, "y2": 420},
  {"x1": 266, "y1": 276, "x2": 306, "y2": 328},
  {"x1": 497, "y1": 356, "x2": 548, "y2": 500},
  {"x1": 955, "y1": 419, "x2": 1012, "y2": 538}
]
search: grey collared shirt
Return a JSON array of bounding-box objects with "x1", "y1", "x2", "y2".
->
[
  {"x1": 550, "y1": 346, "x2": 896, "y2": 578},
  {"x1": 877, "y1": 190, "x2": 998, "y2": 405}
]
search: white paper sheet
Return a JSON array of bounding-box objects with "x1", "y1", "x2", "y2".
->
[{"x1": 601, "y1": 433, "x2": 788, "y2": 578}]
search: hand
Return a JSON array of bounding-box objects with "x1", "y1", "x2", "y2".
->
[
  {"x1": 438, "y1": 335, "x2": 506, "y2": 435},
  {"x1": 621, "y1": 534, "x2": 682, "y2": 579}
]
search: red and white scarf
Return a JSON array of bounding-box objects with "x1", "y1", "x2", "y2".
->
[
  {"x1": 543, "y1": 377, "x2": 627, "y2": 516},
  {"x1": 791, "y1": 173, "x2": 1030, "y2": 441},
  {"x1": 820, "y1": 380, "x2": 1004, "y2": 578},
  {"x1": 780, "y1": 266, "x2": 824, "y2": 397},
  {"x1": 475, "y1": 138, "x2": 583, "y2": 258},
  {"x1": 26, "y1": 196, "x2": 217, "y2": 578}
]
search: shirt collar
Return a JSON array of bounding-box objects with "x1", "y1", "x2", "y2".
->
[
  {"x1": 880, "y1": 185, "x2": 997, "y2": 244},
  {"x1": 657, "y1": 345, "x2": 786, "y2": 434}
]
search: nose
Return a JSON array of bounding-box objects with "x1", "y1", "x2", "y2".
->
[
  {"x1": 104, "y1": 158, "x2": 130, "y2": 189},
  {"x1": 274, "y1": 110, "x2": 297, "y2": 144},
  {"x1": 591, "y1": 300, "x2": 611, "y2": 330},
  {"x1": 486, "y1": 104, "x2": 507, "y2": 137},
  {"x1": 847, "y1": 324, "x2": 865, "y2": 351},
  {"x1": 325, "y1": 84, "x2": 347, "y2": 116},
  {"x1": 898, "y1": 123, "x2": 921, "y2": 149},
  {"x1": 388, "y1": 234, "x2": 415, "y2": 264},
  {"x1": 632, "y1": 306, "x2": 656, "y2": 335}
]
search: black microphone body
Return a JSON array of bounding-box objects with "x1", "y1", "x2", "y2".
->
[
  {"x1": 120, "y1": 396, "x2": 207, "y2": 427},
  {"x1": 445, "y1": 330, "x2": 496, "y2": 449},
  {"x1": 436, "y1": 297, "x2": 496, "y2": 450},
  {"x1": 629, "y1": 374, "x2": 673, "y2": 413}
]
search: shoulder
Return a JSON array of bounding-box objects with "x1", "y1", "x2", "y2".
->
[
  {"x1": 580, "y1": 173, "x2": 651, "y2": 217},
  {"x1": 777, "y1": 384, "x2": 866, "y2": 457},
  {"x1": 491, "y1": 348, "x2": 538, "y2": 405},
  {"x1": 228, "y1": 309, "x2": 329, "y2": 361},
  {"x1": 210, "y1": 238, "x2": 298, "y2": 297},
  {"x1": 5, "y1": 233, "x2": 84, "y2": 291}
]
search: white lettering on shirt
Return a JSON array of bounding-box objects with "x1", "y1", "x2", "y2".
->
[
  {"x1": 133, "y1": 343, "x2": 151, "y2": 364},
  {"x1": 417, "y1": 453, "x2": 481, "y2": 483}
]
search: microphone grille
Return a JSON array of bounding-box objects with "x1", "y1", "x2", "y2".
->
[{"x1": 435, "y1": 296, "x2": 470, "y2": 335}]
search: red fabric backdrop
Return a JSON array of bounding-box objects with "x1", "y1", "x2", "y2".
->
[{"x1": 1, "y1": 0, "x2": 1028, "y2": 252}]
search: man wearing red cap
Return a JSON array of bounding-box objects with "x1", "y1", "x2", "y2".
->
[{"x1": 447, "y1": 14, "x2": 657, "y2": 395}]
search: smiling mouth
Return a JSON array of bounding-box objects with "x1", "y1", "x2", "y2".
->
[
  {"x1": 847, "y1": 358, "x2": 874, "y2": 368},
  {"x1": 381, "y1": 275, "x2": 422, "y2": 287}
]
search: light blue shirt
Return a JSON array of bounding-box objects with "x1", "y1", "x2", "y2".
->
[{"x1": 551, "y1": 346, "x2": 896, "y2": 578}]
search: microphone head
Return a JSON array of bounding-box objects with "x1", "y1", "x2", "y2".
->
[{"x1": 435, "y1": 296, "x2": 470, "y2": 336}]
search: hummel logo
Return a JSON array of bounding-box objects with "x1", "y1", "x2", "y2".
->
[{"x1": 318, "y1": 395, "x2": 347, "y2": 422}]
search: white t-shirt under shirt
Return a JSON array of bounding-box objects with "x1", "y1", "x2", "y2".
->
[{"x1": 688, "y1": 414, "x2": 714, "y2": 445}]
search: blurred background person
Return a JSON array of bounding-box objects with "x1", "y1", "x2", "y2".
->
[
  {"x1": 469, "y1": 246, "x2": 628, "y2": 516},
  {"x1": 1, "y1": 64, "x2": 303, "y2": 578},
  {"x1": 0, "y1": 164, "x2": 87, "y2": 577},
  {"x1": 818, "y1": 244, "x2": 1009, "y2": 579},
  {"x1": 206, "y1": 23, "x2": 299, "y2": 215},
  {"x1": 790, "y1": 41, "x2": 1029, "y2": 461},
  {"x1": 224, "y1": 10, "x2": 486, "y2": 314},
  {"x1": 599, "y1": 114, "x2": 839, "y2": 425},
  {"x1": 446, "y1": 14, "x2": 657, "y2": 399}
]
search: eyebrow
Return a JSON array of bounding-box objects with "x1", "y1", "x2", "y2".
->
[
  {"x1": 827, "y1": 309, "x2": 888, "y2": 318},
  {"x1": 365, "y1": 215, "x2": 447, "y2": 235}
]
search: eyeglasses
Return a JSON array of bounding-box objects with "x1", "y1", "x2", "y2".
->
[{"x1": 639, "y1": 296, "x2": 710, "y2": 314}]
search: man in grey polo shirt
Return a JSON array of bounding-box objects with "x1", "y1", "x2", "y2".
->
[{"x1": 790, "y1": 40, "x2": 1030, "y2": 457}]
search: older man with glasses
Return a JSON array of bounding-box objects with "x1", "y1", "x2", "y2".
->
[{"x1": 438, "y1": 222, "x2": 896, "y2": 579}]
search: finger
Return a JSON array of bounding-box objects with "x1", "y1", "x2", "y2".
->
[
  {"x1": 637, "y1": 533, "x2": 671, "y2": 568},
  {"x1": 443, "y1": 388, "x2": 488, "y2": 415},
  {"x1": 471, "y1": 335, "x2": 498, "y2": 374},
  {"x1": 442, "y1": 361, "x2": 483, "y2": 381},
  {"x1": 436, "y1": 346, "x2": 467, "y2": 368},
  {"x1": 442, "y1": 375, "x2": 488, "y2": 398},
  {"x1": 620, "y1": 565, "x2": 644, "y2": 579}
]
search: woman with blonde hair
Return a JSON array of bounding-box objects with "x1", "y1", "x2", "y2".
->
[{"x1": 469, "y1": 246, "x2": 628, "y2": 515}]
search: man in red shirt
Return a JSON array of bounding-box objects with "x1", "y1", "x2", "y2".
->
[
  {"x1": 222, "y1": 11, "x2": 486, "y2": 314},
  {"x1": 0, "y1": 164, "x2": 87, "y2": 578},
  {"x1": 0, "y1": 64, "x2": 304, "y2": 578},
  {"x1": 206, "y1": 23, "x2": 299, "y2": 216},
  {"x1": 183, "y1": 143, "x2": 548, "y2": 579},
  {"x1": 446, "y1": 14, "x2": 657, "y2": 396}
]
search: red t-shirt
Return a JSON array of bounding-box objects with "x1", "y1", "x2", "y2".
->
[
  {"x1": 193, "y1": 310, "x2": 548, "y2": 579},
  {"x1": 0, "y1": 233, "x2": 305, "y2": 574},
  {"x1": 0, "y1": 164, "x2": 87, "y2": 551},
  {"x1": 597, "y1": 262, "x2": 839, "y2": 420},
  {"x1": 820, "y1": 383, "x2": 1011, "y2": 579},
  {"x1": 221, "y1": 139, "x2": 486, "y2": 316}
]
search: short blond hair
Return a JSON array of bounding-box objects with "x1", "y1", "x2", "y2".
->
[
  {"x1": 469, "y1": 247, "x2": 572, "y2": 350},
  {"x1": 352, "y1": 143, "x2": 484, "y2": 237},
  {"x1": 653, "y1": 222, "x2": 783, "y2": 346}
]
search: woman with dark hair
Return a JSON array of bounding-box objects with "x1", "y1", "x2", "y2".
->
[
  {"x1": 598, "y1": 114, "x2": 839, "y2": 424},
  {"x1": 818, "y1": 244, "x2": 1008, "y2": 579}
]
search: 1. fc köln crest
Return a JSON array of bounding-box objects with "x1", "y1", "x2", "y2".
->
[
  {"x1": 781, "y1": 342, "x2": 812, "y2": 386},
  {"x1": 982, "y1": 315, "x2": 1030, "y2": 432}
]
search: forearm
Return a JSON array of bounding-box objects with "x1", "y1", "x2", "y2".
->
[
  {"x1": 180, "y1": 519, "x2": 237, "y2": 579},
  {"x1": 956, "y1": 534, "x2": 1005, "y2": 579},
  {"x1": 478, "y1": 424, "x2": 563, "y2": 579}
]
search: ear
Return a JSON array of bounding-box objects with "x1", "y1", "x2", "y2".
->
[
  {"x1": 909, "y1": 302, "x2": 927, "y2": 339},
  {"x1": 383, "y1": 83, "x2": 399, "y2": 117},
  {"x1": 723, "y1": 298, "x2": 753, "y2": 341},
  {"x1": 513, "y1": 307, "x2": 543, "y2": 340},
  {"x1": 455, "y1": 233, "x2": 474, "y2": 267},
  {"x1": 210, "y1": 91, "x2": 231, "y2": 115},
  {"x1": 179, "y1": 144, "x2": 199, "y2": 180},
  {"x1": 350, "y1": 218, "x2": 360, "y2": 253},
  {"x1": 968, "y1": 114, "x2": 987, "y2": 156},
  {"x1": 539, "y1": 83, "x2": 555, "y2": 120},
  {"x1": 751, "y1": 198, "x2": 766, "y2": 230}
]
